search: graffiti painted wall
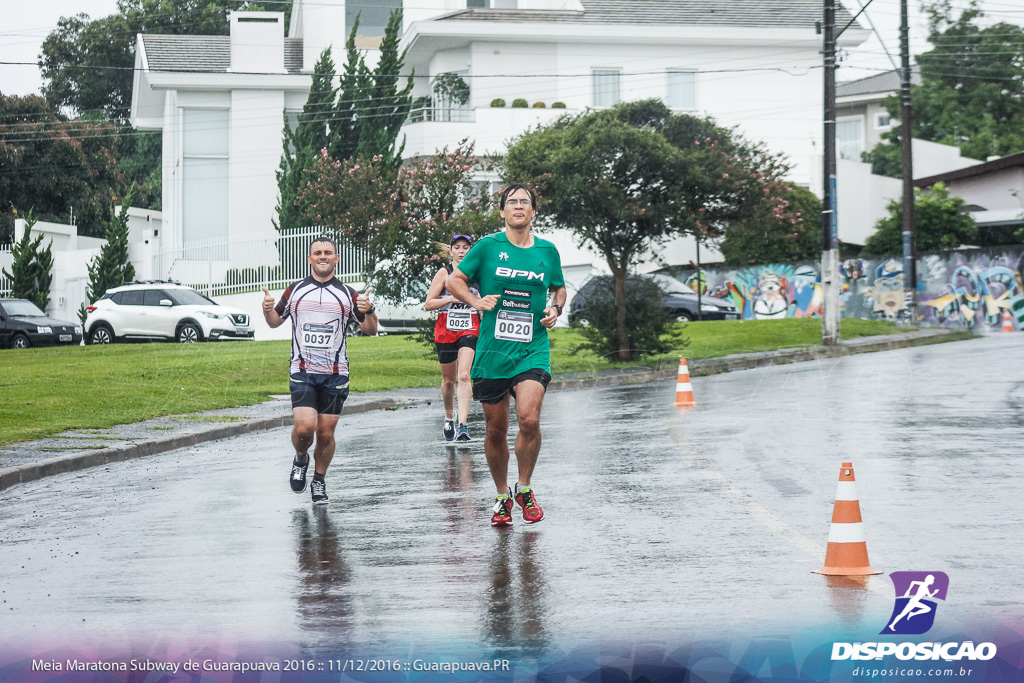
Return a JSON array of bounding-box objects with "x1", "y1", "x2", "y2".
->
[{"x1": 668, "y1": 245, "x2": 1024, "y2": 331}]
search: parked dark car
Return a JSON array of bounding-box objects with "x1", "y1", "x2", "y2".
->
[
  {"x1": 0, "y1": 298, "x2": 83, "y2": 349},
  {"x1": 568, "y1": 273, "x2": 740, "y2": 324}
]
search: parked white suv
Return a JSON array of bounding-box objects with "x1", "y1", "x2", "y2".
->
[{"x1": 84, "y1": 282, "x2": 254, "y2": 344}]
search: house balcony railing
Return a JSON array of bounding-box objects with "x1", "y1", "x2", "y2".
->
[{"x1": 408, "y1": 106, "x2": 475, "y2": 124}]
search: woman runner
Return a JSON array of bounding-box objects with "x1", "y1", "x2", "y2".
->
[{"x1": 424, "y1": 234, "x2": 480, "y2": 441}]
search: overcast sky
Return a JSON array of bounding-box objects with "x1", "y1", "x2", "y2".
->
[{"x1": 0, "y1": 0, "x2": 1018, "y2": 98}]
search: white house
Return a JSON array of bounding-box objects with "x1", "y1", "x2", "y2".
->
[
  {"x1": 130, "y1": 0, "x2": 870, "y2": 282},
  {"x1": 826, "y1": 68, "x2": 983, "y2": 246}
]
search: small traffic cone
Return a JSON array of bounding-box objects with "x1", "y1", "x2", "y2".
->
[
  {"x1": 813, "y1": 462, "x2": 881, "y2": 576},
  {"x1": 674, "y1": 358, "x2": 696, "y2": 407},
  {"x1": 1001, "y1": 309, "x2": 1014, "y2": 332}
]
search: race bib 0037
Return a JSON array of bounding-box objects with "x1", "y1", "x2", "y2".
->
[
  {"x1": 446, "y1": 310, "x2": 473, "y2": 331},
  {"x1": 494, "y1": 310, "x2": 533, "y2": 343},
  {"x1": 301, "y1": 322, "x2": 336, "y2": 349}
]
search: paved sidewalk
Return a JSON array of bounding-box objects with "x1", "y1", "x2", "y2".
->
[{"x1": 0, "y1": 327, "x2": 972, "y2": 491}]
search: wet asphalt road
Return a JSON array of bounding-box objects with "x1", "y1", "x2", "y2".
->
[{"x1": 0, "y1": 334, "x2": 1021, "y2": 662}]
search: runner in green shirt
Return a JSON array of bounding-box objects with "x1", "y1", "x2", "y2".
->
[{"x1": 447, "y1": 184, "x2": 567, "y2": 527}]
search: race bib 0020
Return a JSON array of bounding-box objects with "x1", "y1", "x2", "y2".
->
[
  {"x1": 446, "y1": 310, "x2": 473, "y2": 331},
  {"x1": 494, "y1": 310, "x2": 533, "y2": 343},
  {"x1": 301, "y1": 322, "x2": 336, "y2": 349}
]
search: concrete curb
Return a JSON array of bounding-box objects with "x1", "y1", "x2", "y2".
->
[
  {"x1": 0, "y1": 329, "x2": 973, "y2": 493},
  {"x1": 0, "y1": 398, "x2": 424, "y2": 492}
]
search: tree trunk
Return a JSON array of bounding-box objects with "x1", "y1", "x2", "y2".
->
[{"x1": 612, "y1": 265, "x2": 630, "y2": 362}]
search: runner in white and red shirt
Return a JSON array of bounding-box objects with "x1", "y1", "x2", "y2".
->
[
  {"x1": 262, "y1": 236, "x2": 377, "y2": 506},
  {"x1": 424, "y1": 234, "x2": 480, "y2": 442}
]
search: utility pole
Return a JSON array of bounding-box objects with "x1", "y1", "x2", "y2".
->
[
  {"x1": 695, "y1": 233, "x2": 702, "y2": 321},
  {"x1": 821, "y1": 0, "x2": 841, "y2": 345},
  {"x1": 899, "y1": 0, "x2": 917, "y2": 323}
]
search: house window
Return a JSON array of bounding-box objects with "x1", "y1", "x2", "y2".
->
[
  {"x1": 347, "y1": 0, "x2": 402, "y2": 37},
  {"x1": 666, "y1": 70, "x2": 696, "y2": 110},
  {"x1": 875, "y1": 112, "x2": 892, "y2": 129},
  {"x1": 593, "y1": 69, "x2": 621, "y2": 108},
  {"x1": 182, "y1": 109, "x2": 228, "y2": 249},
  {"x1": 835, "y1": 116, "x2": 865, "y2": 160}
]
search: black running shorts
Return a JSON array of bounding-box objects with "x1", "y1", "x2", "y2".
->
[
  {"x1": 472, "y1": 368, "x2": 552, "y2": 405},
  {"x1": 290, "y1": 372, "x2": 350, "y2": 415},
  {"x1": 436, "y1": 335, "x2": 478, "y2": 365}
]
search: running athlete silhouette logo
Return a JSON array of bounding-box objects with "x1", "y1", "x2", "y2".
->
[{"x1": 881, "y1": 571, "x2": 949, "y2": 635}]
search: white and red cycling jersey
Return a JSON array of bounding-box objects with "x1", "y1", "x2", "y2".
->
[{"x1": 275, "y1": 276, "x2": 365, "y2": 375}]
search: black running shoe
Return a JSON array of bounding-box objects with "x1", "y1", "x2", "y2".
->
[
  {"x1": 310, "y1": 478, "x2": 328, "y2": 505},
  {"x1": 443, "y1": 419, "x2": 455, "y2": 442},
  {"x1": 456, "y1": 423, "x2": 470, "y2": 441},
  {"x1": 290, "y1": 455, "x2": 309, "y2": 493}
]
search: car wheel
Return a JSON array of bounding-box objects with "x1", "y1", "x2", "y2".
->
[
  {"x1": 674, "y1": 311, "x2": 694, "y2": 323},
  {"x1": 11, "y1": 333, "x2": 30, "y2": 349},
  {"x1": 346, "y1": 320, "x2": 363, "y2": 337},
  {"x1": 89, "y1": 324, "x2": 114, "y2": 345},
  {"x1": 176, "y1": 323, "x2": 202, "y2": 343}
]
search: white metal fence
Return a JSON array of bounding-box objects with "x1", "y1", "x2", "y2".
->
[
  {"x1": 154, "y1": 227, "x2": 368, "y2": 297},
  {"x1": 0, "y1": 245, "x2": 12, "y2": 297}
]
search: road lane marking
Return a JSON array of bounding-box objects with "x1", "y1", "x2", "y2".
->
[{"x1": 666, "y1": 420, "x2": 890, "y2": 597}]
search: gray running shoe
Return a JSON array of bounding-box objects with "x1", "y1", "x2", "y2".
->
[
  {"x1": 310, "y1": 478, "x2": 328, "y2": 505},
  {"x1": 456, "y1": 423, "x2": 470, "y2": 441},
  {"x1": 290, "y1": 455, "x2": 309, "y2": 493}
]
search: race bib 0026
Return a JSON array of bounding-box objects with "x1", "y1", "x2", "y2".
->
[
  {"x1": 446, "y1": 310, "x2": 473, "y2": 331},
  {"x1": 494, "y1": 310, "x2": 533, "y2": 343}
]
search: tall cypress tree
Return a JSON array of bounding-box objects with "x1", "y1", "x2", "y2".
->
[
  {"x1": 275, "y1": 10, "x2": 414, "y2": 231},
  {"x1": 330, "y1": 16, "x2": 369, "y2": 163},
  {"x1": 275, "y1": 48, "x2": 339, "y2": 231},
  {"x1": 80, "y1": 199, "x2": 135, "y2": 323},
  {"x1": 3, "y1": 211, "x2": 54, "y2": 312},
  {"x1": 356, "y1": 9, "x2": 414, "y2": 170}
]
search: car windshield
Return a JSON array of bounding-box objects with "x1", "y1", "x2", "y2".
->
[
  {"x1": 650, "y1": 274, "x2": 696, "y2": 295},
  {"x1": 167, "y1": 288, "x2": 216, "y2": 306},
  {"x1": 2, "y1": 300, "x2": 46, "y2": 317}
]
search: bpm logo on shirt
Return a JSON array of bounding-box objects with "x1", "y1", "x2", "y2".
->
[
  {"x1": 881, "y1": 571, "x2": 949, "y2": 635},
  {"x1": 494, "y1": 266, "x2": 545, "y2": 282}
]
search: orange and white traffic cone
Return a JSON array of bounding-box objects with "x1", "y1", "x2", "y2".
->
[
  {"x1": 813, "y1": 461, "x2": 881, "y2": 576},
  {"x1": 674, "y1": 357, "x2": 696, "y2": 407},
  {"x1": 1002, "y1": 309, "x2": 1014, "y2": 332}
]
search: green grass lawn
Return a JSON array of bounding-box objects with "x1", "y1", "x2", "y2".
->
[{"x1": 0, "y1": 318, "x2": 911, "y2": 445}]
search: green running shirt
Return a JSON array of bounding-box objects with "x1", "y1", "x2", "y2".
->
[{"x1": 455, "y1": 232, "x2": 565, "y2": 380}]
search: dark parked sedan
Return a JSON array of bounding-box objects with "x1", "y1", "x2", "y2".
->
[
  {"x1": 0, "y1": 299, "x2": 83, "y2": 349},
  {"x1": 569, "y1": 273, "x2": 740, "y2": 324}
]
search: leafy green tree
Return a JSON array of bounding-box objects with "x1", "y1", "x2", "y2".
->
[
  {"x1": 864, "y1": 1, "x2": 1024, "y2": 167},
  {"x1": 80, "y1": 199, "x2": 136, "y2": 323},
  {"x1": 571, "y1": 276, "x2": 681, "y2": 360},
  {"x1": 0, "y1": 93, "x2": 121, "y2": 242},
  {"x1": 296, "y1": 141, "x2": 497, "y2": 303},
  {"x1": 503, "y1": 99, "x2": 787, "y2": 360},
  {"x1": 718, "y1": 183, "x2": 822, "y2": 266},
  {"x1": 2, "y1": 212, "x2": 54, "y2": 311},
  {"x1": 862, "y1": 182, "x2": 977, "y2": 256},
  {"x1": 861, "y1": 128, "x2": 903, "y2": 178}
]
